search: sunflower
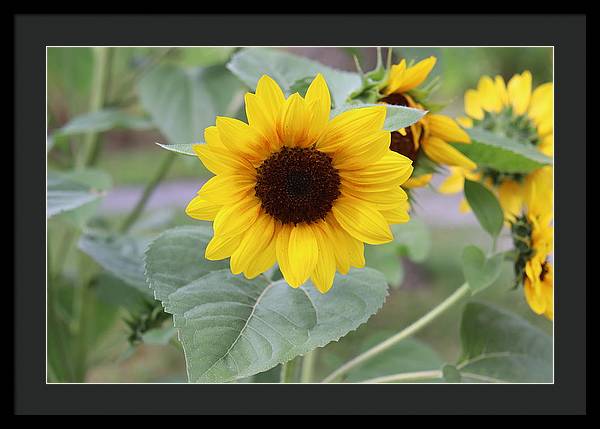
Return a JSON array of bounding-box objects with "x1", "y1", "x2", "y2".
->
[
  {"x1": 186, "y1": 74, "x2": 413, "y2": 293},
  {"x1": 440, "y1": 71, "x2": 553, "y2": 219},
  {"x1": 380, "y1": 56, "x2": 475, "y2": 189},
  {"x1": 511, "y1": 178, "x2": 554, "y2": 319}
]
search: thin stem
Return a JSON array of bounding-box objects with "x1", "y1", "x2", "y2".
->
[
  {"x1": 321, "y1": 283, "x2": 471, "y2": 383},
  {"x1": 119, "y1": 151, "x2": 176, "y2": 233},
  {"x1": 300, "y1": 350, "x2": 317, "y2": 383},
  {"x1": 358, "y1": 370, "x2": 443, "y2": 384},
  {"x1": 280, "y1": 358, "x2": 299, "y2": 383},
  {"x1": 76, "y1": 47, "x2": 109, "y2": 169}
]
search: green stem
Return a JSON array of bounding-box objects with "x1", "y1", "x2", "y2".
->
[
  {"x1": 300, "y1": 350, "x2": 317, "y2": 383},
  {"x1": 357, "y1": 370, "x2": 443, "y2": 384},
  {"x1": 76, "y1": 47, "x2": 109, "y2": 169},
  {"x1": 280, "y1": 358, "x2": 299, "y2": 383},
  {"x1": 119, "y1": 151, "x2": 176, "y2": 233},
  {"x1": 321, "y1": 283, "x2": 471, "y2": 383}
]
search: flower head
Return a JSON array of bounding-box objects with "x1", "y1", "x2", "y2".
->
[
  {"x1": 380, "y1": 56, "x2": 474, "y2": 189},
  {"x1": 445, "y1": 71, "x2": 553, "y2": 218},
  {"x1": 186, "y1": 74, "x2": 413, "y2": 293},
  {"x1": 511, "y1": 178, "x2": 554, "y2": 319}
]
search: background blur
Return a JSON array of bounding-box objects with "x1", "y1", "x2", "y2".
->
[{"x1": 47, "y1": 47, "x2": 553, "y2": 382}]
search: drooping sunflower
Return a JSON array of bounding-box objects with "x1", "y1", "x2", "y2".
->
[
  {"x1": 511, "y1": 178, "x2": 554, "y2": 320},
  {"x1": 380, "y1": 56, "x2": 475, "y2": 188},
  {"x1": 186, "y1": 74, "x2": 413, "y2": 293},
  {"x1": 440, "y1": 71, "x2": 554, "y2": 219}
]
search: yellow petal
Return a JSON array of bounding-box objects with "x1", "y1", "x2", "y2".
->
[
  {"x1": 255, "y1": 75, "x2": 285, "y2": 115},
  {"x1": 285, "y1": 224, "x2": 319, "y2": 287},
  {"x1": 317, "y1": 106, "x2": 387, "y2": 153},
  {"x1": 204, "y1": 126, "x2": 226, "y2": 149},
  {"x1": 539, "y1": 135, "x2": 553, "y2": 157},
  {"x1": 213, "y1": 197, "x2": 261, "y2": 238},
  {"x1": 244, "y1": 93, "x2": 280, "y2": 150},
  {"x1": 394, "y1": 56, "x2": 437, "y2": 93},
  {"x1": 380, "y1": 200, "x2": 410, "y2": 224},
  {"x1": 528, "y1": 82, "x2": 553, "y2": 123},
  {"x1": 332, "y1": 197, "x2": 393, "y2": 245},
  {"x1": 341, "y1": 151, "x2": 413, "y2": 189},
  {"x1": 403, "y1": 174, "x2": 432, "y2": 189},
  {"x1": 464, "y1": 89, "x2": 484, "y2": 120},
  {"x1": 524, "y1": 279, "x2": 546, "y2": 315},
  {"x1": 216, "y1": 116, "x2": 267, "y2": 160},
  {"x1": 332, "y1": 131, "x2": 391, "y2": 171},
  {"x1": 304, "y1": 73, "x2": 331, "y2": 142},
  {"x1": 310, "y1": 222, "x2": 337, "y2": 293},
  {"x1": 205, "y1": 230, "x2": 243, "y2": 260},
  {"x1": 384, "y1": 59, "x2": 407, "y2": 95},
  {"x1": 244, "y1": 230, "x2": 277, "y2": 279},
  {"x1": 494, "y1": 75, "x2": 509, "y2": 106},
  {"x1": 185, "y1": 196, "x2": 222, "y2": 221},
  {"x1": 341, "y1": 184, "x2": 408, "y2": 211},
  {"x1": 459, "y1": 198, "x2": 471, "y2": 213},
  {"x1": 477, "y1": 76, "x2": 503, "y2": 113},
  {"x1": 193, "y1": 144, "x2": 254, "y2": 175},
  {"x1": 456, "y1": 116, "x2": 473, "y2": 128},
  {"x1": 197, "y1": 174, "x2": 255, "y2": 204},
  {"x1": 422, "y1": 136, "x2": 476, "y2": 169},
  {"x1": 497, "y1": 180, "x2": 524, "y2": 220},
  {"x1": 507, "y1": 71, "x2": 532, "y2": 116},
  {"x1": 230, "y1": 212, "x2": 276, "y2": 275},
  {"x1": 438, "y1": 167, "x2": 465, "y2": 194},
  {"x1": 427, "y1": 114, "x2": 470, "y2": 143},
  {"x1": 277, "y1": 93, "x2": 310, "y2": 147}
]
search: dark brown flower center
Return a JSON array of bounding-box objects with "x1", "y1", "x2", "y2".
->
[
  {"x1": 255, "y1": 146, "x2": 341, "y2": 225},
  {"x1": 379, "y1": 93, "x2": 421, "y2": 161}
]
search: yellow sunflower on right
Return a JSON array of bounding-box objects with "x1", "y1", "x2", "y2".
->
[
  {"x1": 380, "y1": 56, "x2": 475, "y2": 189},
  {"x1": 511, "y1": 178, "x2": 554, "y2": 320},
  {"x1": 440, "y1": 71, "x2": 553, "y2": 219}
]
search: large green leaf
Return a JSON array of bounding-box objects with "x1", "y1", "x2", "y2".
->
[
  {"x1": 392, "y1": 218, "x2": 432, "y2": 263},
  {"x1": 47, "y1": 170, "x2": 107, "y2": 218},
  {"x1": 145, "y1": 225, "x2": 389, "y2": 383},
  {"x1": 451, "y1": 127, "x2": 552, "y2": 174},
  {"x1": 79, "y1": 231, "x2": 152, "y2": 296},
  {"x1": 461, "y1": 245, "x2": 505, "y2": 294},
  {"x1": 54, "y1": 109, "x2": 154, "y2": 137},
  {"x1": 338, "y1": 334, "x2": 443, "y2": 383},
  {"x1": 138, "y1": 64, "x2": 244, "y2": 144},
  {"x1": 464, "y1": 179, "x2": 504, "y2": 238},
  {"x1": 227, "y1": 48, "x2": 362, "y2": 108},
  {"x1": 331, "y1": 103, "x2": 426, "y2": 131},
  {"x1": 457, "y1": 302, "x2": 553, "y2": 383},
  {"x1": 364, "y1": 243, "x2": 404, "y2": 288}
]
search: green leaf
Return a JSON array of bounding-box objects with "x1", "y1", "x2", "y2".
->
[
  {"x1": 331, "y1": 103, "x2": 426, "y2": 131},
  {"x1": 138, "y1": 64, "x2": 244, "y2": 144},
  {"x1": 47, "y1": 170, "x2": 106, "y2": 218},
  {"x1": 442, "y1": 364, "x2": 462, "y2": 383},
  {"x1": 155, "y1": 142, "x2": 198, "y2": 157},
  {"x1": 451, "y1": 127, "x2": 552, "y2": 174},
  {"x1": 343, "y1": 335, "x2": 443, "y2": 383},
  {"x1": 462, "y1": 246, "x2": 505, "y2": 294},
  {"x1": 144, "y1": 225, "x2": 389, "y2": 383},
  {"x1": 227, "y1": 47, "x2": 362, "y2": 108},
  {"x1": 141, "y1": 325, "x2": 177, "y2": 346},
  {"x1": 54, "y1": 109, "x2": 154, "y2": 137},
  {"x1": 79, "y1": 231, "x2": 152, "y2": 295},
  {"x1": 392, "y1": 218, "x2": 432, "y2": 262},
  {"x1": 94, "y1": 273, "x2": 153, "y2": 312},
  {"x1": 457, "y1": 302, "x2": 553, "y2": 383},
  {"x1": 364, "y1": 243, "x2": 404, "y2": 288},
  {"x1": 171, "y1": 47, "x2": 236, "y2": 67},
  {"x1": 464, "y1": 179, "x2": 504, "y2": 238}
]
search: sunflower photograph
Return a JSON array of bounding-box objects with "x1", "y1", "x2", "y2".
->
[{"x1": 46, "y1": 46, "x2": 554, "y2": 385}]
